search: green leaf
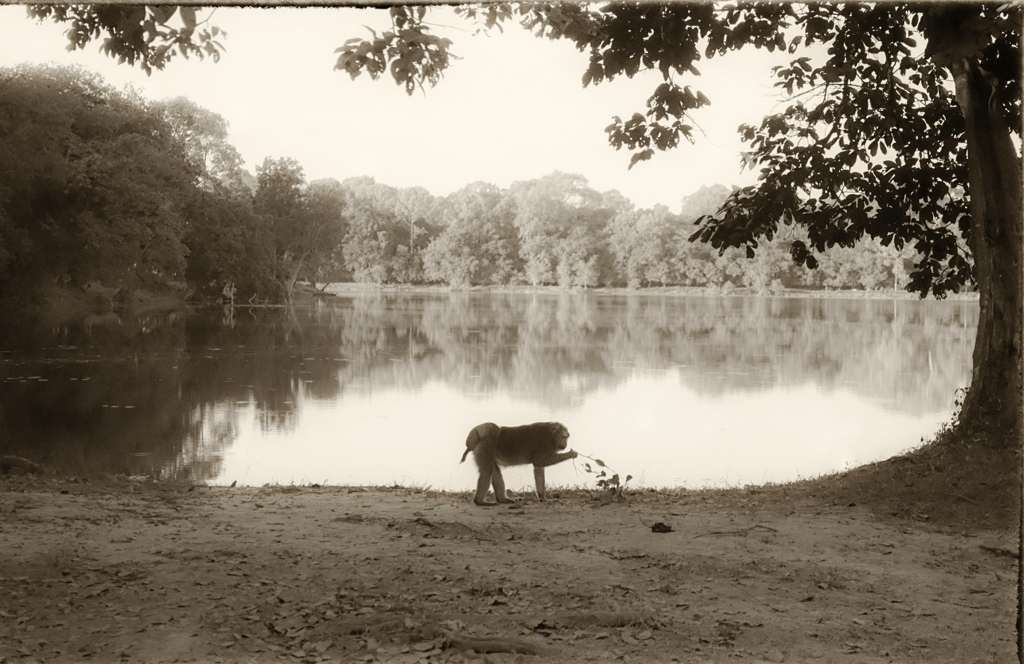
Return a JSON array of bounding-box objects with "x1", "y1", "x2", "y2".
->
[
  {"x1": 180, "y1": 7, "x2": 196, "y2": 31},
  {"x1": 628, "y1": 149, "x2": 654, "y2": 170},
  {"x1": 152, "y1": 6, "x2": 175, "y2": 24}
]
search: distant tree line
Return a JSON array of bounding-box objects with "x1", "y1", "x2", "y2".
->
[{"x1": 0, "y1": 65, "x2": 924, "y2": 305}]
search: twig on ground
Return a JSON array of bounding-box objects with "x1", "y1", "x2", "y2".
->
[
  {"x1": 979, "y1": 545, "x2": 1018, "y2": 559},
  {"x1": 552, "y1": 610, "x2": 659, "y2": 628},
  {"x1": 436, "y1": 628, "x2": 554, "y2": 655},
  {"x1": 695, "y1": 524, "x2": 778, "y2": 538}
]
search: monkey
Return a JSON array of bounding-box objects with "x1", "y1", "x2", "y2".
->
[{"x1": 460, "y1": 422, "x2": 577, "y2": 506}]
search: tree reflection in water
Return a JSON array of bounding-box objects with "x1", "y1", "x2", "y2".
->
[{"x1": 0, "y1": 292, "x2": 976, "y2": 487}]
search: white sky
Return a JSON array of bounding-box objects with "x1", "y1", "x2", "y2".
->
[{"x1": 0, "y1": 5, "x2": 793, "y2": 211}]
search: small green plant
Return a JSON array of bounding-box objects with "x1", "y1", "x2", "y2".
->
[{"x1": 575, "y1": 453, "x2": 632, "y2": 503}]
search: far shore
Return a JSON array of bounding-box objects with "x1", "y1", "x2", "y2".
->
[{"x1": 321, "y1": 281, "x2": 981, "y2": 302}]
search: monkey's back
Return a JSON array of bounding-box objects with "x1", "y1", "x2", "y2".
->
[{"x1": 494, "y1": 422, "x2": 564, "y2": 465}]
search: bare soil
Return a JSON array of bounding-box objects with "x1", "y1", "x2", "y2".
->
[{"x1": 0, "y1": 432, "x2": 1018, "y2": 664}]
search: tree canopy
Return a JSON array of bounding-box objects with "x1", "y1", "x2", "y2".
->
[
  {"x1": 0, "y1": 64, "x2": 919, "y2": 301},
  {"x1": 0, "y1": 64, "x2": 194, "y2": 288}
]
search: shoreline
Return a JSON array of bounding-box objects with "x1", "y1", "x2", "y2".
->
[{"x1": 19, "y1": 280, "x2": 980, "y2": 330}]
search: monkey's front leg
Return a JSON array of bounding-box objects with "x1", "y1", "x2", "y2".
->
[
  {"x1": 535, "y1": 450, "x2": 578, "y2": 468},
  {"x1": 533, "y1": 466, "x2": 549, "y2": 501},
  {"x1": 533, "y1": 450, "x2": 577, "y2": 501}
]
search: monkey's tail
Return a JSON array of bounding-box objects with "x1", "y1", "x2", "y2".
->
[{"x1": 460, "y1": 428, "x2": 481, "y2": 464}]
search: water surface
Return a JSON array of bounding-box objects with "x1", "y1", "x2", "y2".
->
[{"x1": 0, "y1": 292, "x2": 977, "y2": 491}]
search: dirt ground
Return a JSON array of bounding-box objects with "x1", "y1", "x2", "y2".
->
[{"x1": 0, "y1": 461, "x2": 1017, "y2": 664}]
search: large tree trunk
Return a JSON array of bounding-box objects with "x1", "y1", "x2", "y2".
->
[
  {"x1": 923, "y1": 12, "x2": 1024, "y2": 657},
  {"x1": 936, "y1": 25, "x2": 1023, "y2": 662},
  {"x1": 947, "y1": 56, "x2": 1023, "y2": 444}
]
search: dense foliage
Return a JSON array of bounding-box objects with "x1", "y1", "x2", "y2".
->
[
  {"x1": 0, "y1": 65, "x2": 194, "y2": 291},
  {"x1": 0, "y1": 64, "x2": 923, "y2": 302},
  {"x1": 0, "y1": 65, "x2": 340, "y2": 303}
]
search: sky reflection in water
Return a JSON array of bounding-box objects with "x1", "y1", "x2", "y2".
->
[
  {"x1": 1, "y1": 292, "x2": 976, "y2": 490},
  {"x1": 198, "y1": 292, "x2": 973, "y2": 490},
  {"x1": 219, "y1": 374, "x2": 950, "y2": 491}
]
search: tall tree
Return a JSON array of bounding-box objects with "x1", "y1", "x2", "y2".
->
[
  {"x1": 334, "y1": 178, "x2": 442, "y2": 284},
  {"x1": 510, "y1": 172, "x2": 613, "y2": 287},
  {"x1": 157, "y1": 96, "x2": 273, "y2": 300},
  {"x1": 339, "y1": 178, "x2": 399, "y2": 285},
  {"x1": 254, "y1": 157, "x2": 337, "y2": 301},
  {"x1": 423, "y1": 181, "x2": 520, "y2": 286},
  {"x1": 302, "y1": 178, "x2": 348, "y2": 288},
  {"x1": 395, "y1": 185, "x2": 442, "y2": 269},
  {"x1": 182, "y1": 186, "x2": 275, "y2": 301},
  {"x1": 0, "y1": 63, "x2": 193, "y2": 292},
  {"x1": 156, "y1": 96, "x2": 249, "y2": 194},
  {"x1": 609, "y1": 205, "x2": 684, "y2": 288}
]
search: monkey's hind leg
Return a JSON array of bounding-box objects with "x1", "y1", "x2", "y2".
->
[
  {"x1": 473, "y1": 465, "x2": 515, "y2": 507},
  {"x1": 491, "y1": 466, "x2": 515, "y2": 503},
  {"x1": 474, "y1": 462, "x2": 497, "y2": 506}
]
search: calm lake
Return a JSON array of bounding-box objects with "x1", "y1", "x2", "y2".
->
[{"x1": 0, "y1": 291, "x2": 977, "y2": 492}]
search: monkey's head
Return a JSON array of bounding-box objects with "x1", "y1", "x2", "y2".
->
[{"x1": 548, "y1": 422, "x2": 570, "y2": 450}]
